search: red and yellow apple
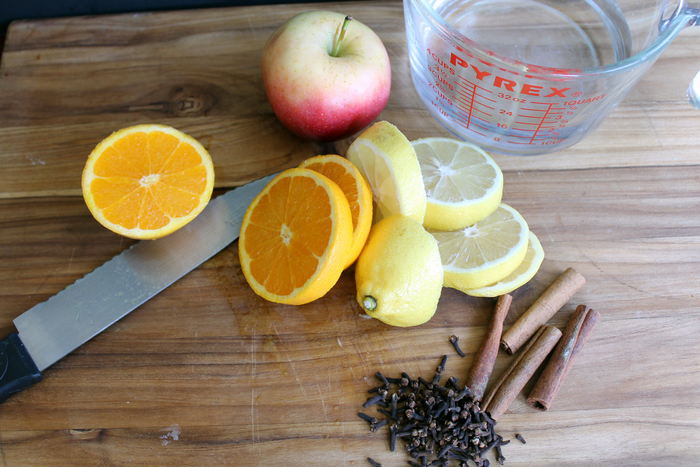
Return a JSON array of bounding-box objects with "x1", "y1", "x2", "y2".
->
[{"x1": 261, "y1": 11, "x2": 392, "y2": 142}]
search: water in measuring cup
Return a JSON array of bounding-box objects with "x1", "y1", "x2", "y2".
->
[{"x1": 432, "y1": 0, "x2": 633, "y2": 68}]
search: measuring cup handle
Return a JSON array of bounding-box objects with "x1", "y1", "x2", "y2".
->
[
  {"x1": 689, "y1": 71, "x2": 700, "y2": 110},
  {"x1": 690, "y1": 5, "x2": 700, "y2": 27},
  {"x1": 661, "y1": 1, "x2": 700, "y2": 108},
  {"x1": 659, "y1": 0, "x2": 686, "y2": 31},
  {"x1": 659, "y1": 0, "x2": 700, "y2": 30}
]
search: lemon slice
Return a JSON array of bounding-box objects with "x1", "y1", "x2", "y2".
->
[
  {"x1": 429, "y1": 204, "x2": 529, "y2": 290},
  {"x1": 412, "y1": 137, "x2": 503, "y2": 231},
  {"x1": 463, "y1": 231, "x2": 544, "y2": 297},
  {"x1": 346, "y1": 121, "x2": 426, "y2": 224}
]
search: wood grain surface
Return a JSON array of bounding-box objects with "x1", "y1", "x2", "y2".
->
[{"x1": 0, "y1": 1, "x2": 699, "y2": 466}]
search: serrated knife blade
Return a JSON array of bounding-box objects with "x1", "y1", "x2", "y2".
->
[{"x1": 0, "y1": 172, "x2": 277, "y2": 403}]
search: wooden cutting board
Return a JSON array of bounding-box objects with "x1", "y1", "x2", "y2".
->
[{"x1": 0, "y1": 1, "x2": 699, "y2": 465}]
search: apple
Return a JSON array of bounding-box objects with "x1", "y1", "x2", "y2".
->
[{"x1": 261, "y1": 11, "x2": 392, "y2": 142}]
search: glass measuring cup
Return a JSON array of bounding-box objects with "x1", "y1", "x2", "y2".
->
[{"x1": 404, "y1": 0, "x2": 700, "y2": 155}]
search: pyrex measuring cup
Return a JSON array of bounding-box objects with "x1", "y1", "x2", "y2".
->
[{"x1": 404, "y1": 0, "x2": 700, "y2": 155}]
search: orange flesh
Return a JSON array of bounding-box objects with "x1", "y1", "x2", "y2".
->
[
  {"x1": 243, "y1": 175, "x2": 334, "y2": 296},
  {"x1": 303, "y1": 161, "x2": 360, "y2": 231},
  {"x1": 90, "y1": 131, "x2": 207, "y2": 231}
]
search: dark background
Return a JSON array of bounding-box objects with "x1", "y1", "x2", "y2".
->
[{"x1": 0, "y1": 0, "x2": 354, "y2": 36}]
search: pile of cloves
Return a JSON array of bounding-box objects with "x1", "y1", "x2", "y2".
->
[{"x1": 359, "y1": 355, "x2": 509, "y2": 467}]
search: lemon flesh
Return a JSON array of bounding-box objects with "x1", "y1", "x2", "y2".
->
[
  {"x1": 413, "y1": 137, "x2": 503, "y2": 231},
  {"x1": 355, "y1": 214, "x2": 443, "y2": 327},
  {"x1": 463, "y1": 231, "x2": 544, "y2": 297},
  {"x1": 347, "y1": 121, "x2": 426, "y2": 224},
  {"x1": 429, "y1": 204, "x2": 529, "y2": 291}
]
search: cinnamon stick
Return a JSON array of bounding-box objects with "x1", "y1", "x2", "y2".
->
[
  {"x1": 482, "y1": 325, "x2": 562, "y2": 420},
  {"x1": 527, "y1": 304, "x2": 600, "y2": 411},
  {"x1": 501, "y1": 268, "x2": 585, "y2": 354},
  {"x1": 466, "y1": 294, "x2": 512, "y2": 401}
]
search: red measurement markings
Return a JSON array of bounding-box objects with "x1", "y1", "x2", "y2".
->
[
  {"x1": 454, "y1": 77, "x2": 495, "y2": 131},
  {"x1": 531, "y1": 103, "x2": 569, "y2": 143},
  {"x1": 527, "y1": 103, "x2": 554, "y2": 144},
  {"x1": 455, "y1": 114, "x2": 488, "y2": 137},
  {"x1": 454, "y1": 108, "x2": 490, "y2": 136},
  {"x1": 503, "y1": 102, "x2": 566, "y2": 144},
  {"x1": 500, "y1": 102, "x2": 552, "y2": 145},
  {"x1": 505, "y1": 105, "x2": 545, "y2": 141}
]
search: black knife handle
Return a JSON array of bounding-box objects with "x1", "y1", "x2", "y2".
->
[{"x1": 0, "y1": 333, "x2": 43, "y2": 403}]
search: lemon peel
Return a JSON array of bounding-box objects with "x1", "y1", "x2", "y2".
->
[
  {"x1": 463, "y1": 231, "x2": 544, "y2": 297},
  {"x1": 347, "y1": 121, "x2": 426, "y2": 224},
  {"x1": 355, "y1": 214, "x2": 443, "y2": 327}
]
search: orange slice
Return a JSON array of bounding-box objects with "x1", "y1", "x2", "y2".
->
[
  {"x1": 298, "y1": 154, "x2": 373, "y2": 269},
  {"x1": 239, "y1": 168, "x2": 353, "y2": 305},
  {"x1": 82, "y1": 124, "x2": 215, "y2": 240}
]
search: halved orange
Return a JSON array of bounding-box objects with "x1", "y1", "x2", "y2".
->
[
  {"x1": 298, "y1": 154, "x2": 372, "y2": 269},
  {"x1": 238, "y1": 168, "x2": 353, "y2": 305},
  {"x1": 82, "y1": 124, "x2": 215, "y2": 240}
]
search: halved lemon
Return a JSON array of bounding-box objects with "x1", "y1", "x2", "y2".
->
[{"x1": 346, "y1": 121, "x2": 426, "y2": 224}]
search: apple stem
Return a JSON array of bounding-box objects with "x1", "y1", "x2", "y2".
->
[{"x1": 331, "y1": 16, "x2": 353, "y2": 57}]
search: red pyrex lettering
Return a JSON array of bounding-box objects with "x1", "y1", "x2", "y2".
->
[{"x1": 450, "y1": 53, "x2": 572, "y2": 98}]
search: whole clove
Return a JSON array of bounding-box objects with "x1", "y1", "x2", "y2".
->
[
  {"x1": 360, "y1": 355, "x2": 509, "y2": 467},
  {"x1": 376, "y1": 371, "x2": 390, "y2": 388},
  {"x1": 367, "y1": 457, "x2": 383, "y2": 467},
  {"x1": 496, "y1": 445, "x2": 506, "y2": 465},
  {"x1": 358, "y1": 412, "x2": 378, "y2": 424},
  {"x1": 432, "y1": 355, "x2": 448, "y2": 384},
  {"x1": 450, "y1": 335, "x2": 466, "y2": 357},
  {"x1": 371, "y1": 419, "x2": 389, "y2": 432},
  {"x1": 515, "y1": 434, "x2": 526, "y2": 444},
  {"x1": 390, "y1": 425, "x2": 398, "y2": 451},
  {"x1": 364, "y1": 391, "x2": 388, "y2": 408}
]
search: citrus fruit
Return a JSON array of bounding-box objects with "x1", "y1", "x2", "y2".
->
[
  {"x1": 298, "y1": 154, "x2": 373, "y2": 268},
  {"x1": 346, "y1": 121, "x2": 426, "y2": 224},
  {"x1": 463, "y1": 231, "x2": 544, "y2": 297},
  {"x1": 412, "y1": 137, "x2": 503, "y2": 231},
  {"x1": 82, "y1": 124, "x2": 215, "y2": 240},
  {"x1": 428, "y1": 204, "x2": 529, "y2": 291},
  {"x1": 355, "y1": 214, "x2": 443, "y2": 327},
  {"x1": 238, "y1": 168, "x2": 353, "y2": 305}
]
